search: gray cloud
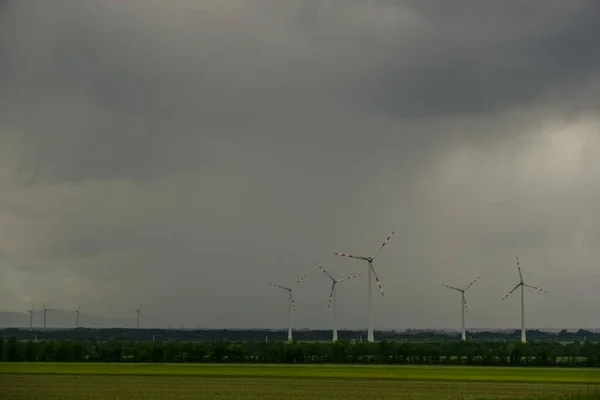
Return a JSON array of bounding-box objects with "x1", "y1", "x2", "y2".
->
[
  {"x1": 371, "y1": 1, "x2": 600, "y2": 117},
  {"x1": 1, "y1": 0, "x2": 600, "y2": 330}
]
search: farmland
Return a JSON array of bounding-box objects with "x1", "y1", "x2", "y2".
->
[{"x1": 1, "y1": 363, "x2": 600, "y2": 399}]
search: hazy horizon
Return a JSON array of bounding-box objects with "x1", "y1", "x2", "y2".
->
[
  {"x1": 1, "y1": 1, "x2": 600, "y2": 331},
  {"x1": 1, "y1": 307, "x2": 596, "y2": 333}
]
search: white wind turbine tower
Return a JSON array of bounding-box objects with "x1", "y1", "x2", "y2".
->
[
  {"x1": 41, "y1": 303, "x2": 50, "y2": 331},
  {"x1": 133, "y1": 304, "x2": 142, "y2": 329},
  {"x1": 335, "y1": 230, "x2": 395, "y2": 343},
  {"x1": 26, "y1": 306, "x2": 35, "y2": 331},
  {"x1": 269, "y1": 274, "x2": 307, "y2": 343},
  {"x1": 501, "y1": 257, "x2": 547, "y2": 343},
  {"x1": 73, "y1": 305, "x2": 81, "y2": 328},
  {"x1": 316, "y1": 263, "x2": 360, "y2": 342},
  {"x1": 442, "y1": 277, "x2": 480, "y2": 341}
]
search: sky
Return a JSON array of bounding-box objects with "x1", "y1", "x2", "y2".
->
[{"x1": 1, "y1": 0, "x2": 600, "y2": 330}]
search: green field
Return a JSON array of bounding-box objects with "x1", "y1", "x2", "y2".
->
[{"x1": 1, "y1": 363, "x2": 599, "y2": 399}]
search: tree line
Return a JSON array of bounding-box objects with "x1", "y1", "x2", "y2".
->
[
  {"x1": 1, "y1": 327, "x2": 598, "y2": 342},
  {"x1": 2, "y1": 337, "x2": 600, "y2": 367}
]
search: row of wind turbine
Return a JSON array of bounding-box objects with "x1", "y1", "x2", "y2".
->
[
  {"x1": 270, "y1": 231, "x2": 396, "y2": 343},
  {"x1": 25, "y1": 304, "x2": 144, "y2": 330},
  {"x1": 25, "y1": 304, "x2": 80, "y2": 330},
  {"x1": 442, "y1": 257, "x2": 547, "y2": 343},
  {"x1": 26, "y1": 249, "x2": 544, "y2": 342},
  {"x1": 271, "y1": 228, "x2": 547, "y2": 344}
]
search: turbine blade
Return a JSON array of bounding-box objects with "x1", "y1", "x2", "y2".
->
[
  {"x1": 464, "y1": 277, "x2": 480, "y2": 291},
  {"x1": 516, "y1": 257, "x2": 523, "y2": 283},
  {"x1": 373, "y1": 231, "x2": 395, "y2": 259},
  {"x1": 337, "y1": 273, "x2": 361, "y2": 282},
  {"x1": 328, "y1": 283, "x2": 335, "y2": 308},
  {"x1": 463, "y1": 295, "x2": 468, "y2": 313},
  {"x1": 501, "y1": 283, "x2": 521, "y2": 301},
  {"x1": 524, "y1": 283, "x2": 547, "y2": 293},
  {"x1": 316, "y1": 263, "x2": 336, "y2": 282},
  {"x1": 442, "y1": 284, "x2": 461, "y2": 292},
  {"x1": 291, "y1": 274, "x2": 307, "y2": 290},
  {"x1": 139, "y1": 304, "x2": 143, "y2": 311},
  {"x1": 334, "y1": 253, "x2": 369, "y2": 261},
  {"x1": 291, "y1": 294, "x2": 297, "y2": 311},
  {"x1": 270, "y1": 283, "x2": 291, "y2": 291},
  {"x1": 370, "y1": 264, "x2": 384, "y2": 296}
]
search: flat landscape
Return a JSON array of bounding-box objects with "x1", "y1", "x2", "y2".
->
[{"x1": 1, "y1": 363, "x2": 599, "y2": 399}]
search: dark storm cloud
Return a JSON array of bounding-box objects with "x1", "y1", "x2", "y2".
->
[
  {"x1": 1, "y1": 0, "x2": 600, "y2": 330},
  {"x1": 372, "y1": 1, "x2": 600, "y2": 117},
  {"x1": 2, "y1": 1, "x2": 598, "y2": 183}
]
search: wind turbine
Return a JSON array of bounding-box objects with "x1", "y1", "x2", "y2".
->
[
  {"x1": 26, "y1": 306, "x2": 35, "y2": 331},
  {"x1": 442, "y1": 277, "x2": 479, "y2": 341},
  {"x1": 73, "y1": 305, "x2": 81, "y2": 328},
  {"x1": 42, "y1": 303, "x2": 49, "y2": 331},
  {"x1": 334, "y1": 230, "x2": 395, "y2": 342},
  {"x1": 133, "y1": 304, "x2": 142, "y2": 329},
  {"x1": 316, "y1": 263, "x2": 360, "y2": 342},
  {"x1": 269, "y1": 274, "x2": 307, "y2": 342},
  {"x1": 501, "y1": 257, "x2": 547, "y2": 343}
]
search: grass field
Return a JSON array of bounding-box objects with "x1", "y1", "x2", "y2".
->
[{"x1": 1, "y1": 363, "x2": 599, "y2": 399}]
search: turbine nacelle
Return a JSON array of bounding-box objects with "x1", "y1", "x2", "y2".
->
[
  {"x1": 442, "y1": 277, "x2": 479, "y2": 312},
  {"x1": 502, "y1": 258, "x2": 547, "y2": 301},
  {"x1": 269, "y1": 283, "x2": 292, "y2": 292},
  {"x1": 133, "y1": 304, "x2": 143, "y2": 316},
  {"x1": 270, "y1": 273, "x2": 307, "y2": 312},
  {"x1": 316, "y1": 263, "x2": 361, "y2": 308}
]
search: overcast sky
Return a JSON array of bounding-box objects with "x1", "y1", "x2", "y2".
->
[{"x1": 1, "y1": 0, "x2": 599, "y2": 331}]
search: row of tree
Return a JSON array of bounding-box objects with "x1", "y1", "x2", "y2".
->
[
  {"x1": 2, "y1": 337, "x2": 600, "y2": 366},
  {"x1": 1, "y1": 327, "x2": 599, "y2": 342}
]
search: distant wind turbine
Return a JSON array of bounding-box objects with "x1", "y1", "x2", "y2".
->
[
  {"x1": 502, "y1": 257, "x2": 547, "y2": 343},
  {"x1": 334, "y1": 230, "x2": 395, "y2": 342},
  {"x1": 269, "y1": 274, "x2": 307, "y2": 342},
  {"x1": 26, "y1": 306, "x2": 35, "y2": 331},
  {"x1": 42, "y1": 303, "x2": 50, "y2": 331},
  {"x1": 73, "y1": 305, "x2": 81, "y2": 328},
  {"x1": 133, "y1": 304, "x2": 142, "y2": 329},
  {"x1": 316, "y1": 263, "x2": 360, "y2": 342},
  {"x1": 442, "y1": 277, "x2": 480, "y2": 341}
]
